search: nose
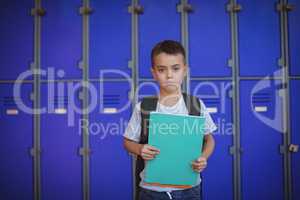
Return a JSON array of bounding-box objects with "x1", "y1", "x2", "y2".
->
[{"x1": 167, "y1": 69, "x2": 173, "y2": 79}]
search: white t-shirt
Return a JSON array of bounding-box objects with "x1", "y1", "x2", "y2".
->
[{"x1": 124, "y1": 95, "x2": 217, "y2": 192}]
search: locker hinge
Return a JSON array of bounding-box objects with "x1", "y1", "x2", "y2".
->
[
  {"x1": 177, "y1": 3, "x2": 193, "y2": 13},
  {"x1": 289, "y1": 144, "x2": 299, "y2": 153},
  {"x1": 79, "y1": 91, "x2": 84, "y2": 100},
  {"x1": 280, "y1": 144, "x2": 287, "y2": 154},
  {"x1": 276, "y1": 3, "x2": 295, "y2": 12},
  {"x1": 30, "y1": 148, "x2": 42, "y2": 157},
  {"x1": 31, "y1": 8, "x2": 46, "y2": 16},
  {"x1": 277, "y1": 57, "x2": 285, "y2": 68},
  {"x1": 228, "y1": 90, "x2": 233, "y2": 98},
  {"x1": 226, "y1": 3, "x2": 242, "y2": 13},
  {"x1": 79, "y1": 6, "x2": 93, "y2": 15},
  {"x1": 229, "y1": 146, "x2": 243, "y2": 155},
  {"x1": 30, "y1": 62, "x2": 36, "y2": 70},
  {"x1": 128, "y1": 60, "x2": 134, "y2": 69},
  {"x1": 78, "y1": 60, "x2": 84, "y2": 69},
  {"x1": 79, "y1": 148, "x2": 92, "y2": 156},
  {"x1": 227, "y1": 58, "x2": 233, "y2": 68},
  {"x1": 30, "y1": 92, "x2": 35, "y2": 101},
  {"x1": 128, "y1": 5, "x2": 144, "y2": 14}
]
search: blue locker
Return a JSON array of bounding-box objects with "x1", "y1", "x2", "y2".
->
[
  {"x1": 191, "y1": 80, "x2": 234, "y2": 200},
  {"x1": 290, "y1": 80, "x2": 300, "y2": 200},
  {"x1": 240, "y1": 80, "x2": 284, "y2": 200},
  {"x1": 41, "y1": 0, "x2": 82, "y2": 79},
  {"x1": 90, "y1": 0, "x2": 131, "y2": 79},
  {"x1": 0, "y1": 83, "x2": 33, "y2": 199},
  {"x1": 238, "y1": 0, "x2": 280, "y2": 77},
  {"x1": 288, "y1": 0, "x2": 300, "y2": 76},
  {"x1": 0, "y1": 1, "x2": 33, "y2": 80},
  {"x1": 90, "y1": 81, "x2": 133, "y2": 200},
  {"x1": 40, "y1": 82, "x2": 82, "y2": 200},
  {"x1": 139, "y1": 0, "x2": 181, "y2": 78},
  {"x1": 137, "y1": 81, "x2": 160, "y2": 101},
  {"x1": 189, "y1": 0, "x2": 231, "y2": 77}
]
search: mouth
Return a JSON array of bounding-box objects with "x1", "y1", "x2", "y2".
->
[{"x1": 162, "y1": 82, "x2": 179, "y2": 89}]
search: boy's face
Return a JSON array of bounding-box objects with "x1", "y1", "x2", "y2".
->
[{"x1": 151, "y1": 52, "x2": 187, "y2": 94}]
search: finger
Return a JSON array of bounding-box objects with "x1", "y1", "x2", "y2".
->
[
  {"x1": 197, "y1": 157, "x2": 207, "y2": 162},
  {"x1": 143, "y1": 149, "x2": 159, "y2": 156},
  {"x1": 142, "y1": 153, "x2": 155, "y2": 160},
  {"x1": 147, "y1": 145, "x2": 160, "y2": 153}
]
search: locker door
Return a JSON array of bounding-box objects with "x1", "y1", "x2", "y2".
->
[
  {"x1": 41, "y1": 0, "x2": 82, "y2": 79},
  {"x1": 240, "y1": 80, "x2": 284, "y2": 200},
  {"x1": 139, "y1": 0, "x2": 180, "y2": 78},
  {"x1": 189, "y1": 0, "x2": 231, "y2": 77},
  {"x1": 40, "y1": 82, "x2": 82, "y2": 200},
  {"x1": 0, "y1": 83, "x2": 33, "y2": 199},
  {"x1": 90, "y1": 81, "x2": 132, "y2": 200},
  {"x1": 137, "y1": 81, "x2": 159, "y2": 101},
  {"x1": 191, "y1": 80, "x2": 233, "y2": 200},
  {"x1": 90, "y1": 0, "x2": 131, "y2": 79},
  {"x1": 0, "y1": 1, "x2": 33, "y2": 80},
  {"x1": 238, "y1": 0, "x2": 280, "y2": 77},
  {"x1": 290, "y1": 80, "x2": 300, "y2": 200},
  {"x1": 288, "y1": 0, "x2": 300, "y2": 76}
]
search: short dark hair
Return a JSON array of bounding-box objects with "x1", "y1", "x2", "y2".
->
[{"x1": 151, "y1": 40, "x2": 186, "y2": 67}]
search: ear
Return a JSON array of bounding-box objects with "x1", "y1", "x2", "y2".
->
[
  {"x1": 183, "y1": 65, "x2": 188, "y2": 77},
  {"x1": 151, "y1": 67, "x2": 158, "y2": 80}
]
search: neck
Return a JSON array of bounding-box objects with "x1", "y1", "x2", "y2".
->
[{"x1": 159, "y1": 89, "x2": 182, "y2": 107}]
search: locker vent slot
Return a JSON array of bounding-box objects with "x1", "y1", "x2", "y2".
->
[{"x1": 102, "y1": 94, "x2": 120, "y2": 113}]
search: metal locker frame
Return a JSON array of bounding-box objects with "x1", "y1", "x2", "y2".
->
[
  {"x1": 31, "y1": 0, "x2": 44, "y2": 200},
  {"x1": 79, "y1": 0, "x2": 92, "y2": 200},
  {"x1": 227, "y1": 1, "x2": 242, "y2": 200}
]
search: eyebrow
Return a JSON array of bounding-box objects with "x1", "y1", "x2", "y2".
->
[{"x1": 156, "y1": 64, "x2": 180, "y2": 68}]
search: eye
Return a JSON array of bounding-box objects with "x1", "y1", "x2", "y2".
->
[
  {"x1": 158, "y1": 68, "x2": 165, "y2": 73},
  {"x1": 173, "y1": 67, "x2": 180, "y2": 71}
]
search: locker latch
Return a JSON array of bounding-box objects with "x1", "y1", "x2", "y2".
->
[
  {"x1": 30, "y1": 148, "x2": 42, "y2": 157},
  {"x1": 226, "y1": 4, "x2": 242, "y2": 13},
  {"x1": 79, "y1": 6, "x2": 93, "y2": 15},
  {"x1": 128, "y1": 5, "x2": 144, "y2": 14},
  {"x1": 230, "y1": 146, "x2": 243, "y2": 155},
  {"x1": 31, "y1": 8, "x2": 46, "y2": 16},
  {"x1": 277, "y1": 3, "x2": 295, "y2": 12},
  {"x1": 177, "y1": 3, "x2": 193, "y2": 13},
  {"x1": 79, "y1": 148, "x2": 92, "y2": 156},
  {"x1": 289, "y1": 144, "x2": 299, "y2": 153}
]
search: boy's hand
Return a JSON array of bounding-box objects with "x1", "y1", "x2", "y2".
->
[
  {"x1": 140, "y1": 144, "x2": 160, "y2": 160},
  {"x1": 191, "y1": 156, "x2": 207, "y2": 173}
]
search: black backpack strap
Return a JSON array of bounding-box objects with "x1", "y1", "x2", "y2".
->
[
  {"x1": 135, "y1": 96, "x2": 158, "y2": 200},
  {"x1": 182, "y1": 92, "x2": 201, "y2": 116}
]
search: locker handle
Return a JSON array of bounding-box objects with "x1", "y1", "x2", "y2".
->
[
  {"x1": 226, "y1": 4, "x2": 242, "y2": 13},
  {"x1": 79, "y1": 6, "x2": 93, "y2": 15},
  {"x1": 128, "y1": 5, "x2": 144, "y2": 14},
  {"x1": 289, "y1": 144, "x2": 299, "y2": 153},
  {"x1": 31, "y1": 8, "x2": 46, "y2": 16},
  {"x1": 277, "y1": 3, "x2": 295, "y2": 12}
]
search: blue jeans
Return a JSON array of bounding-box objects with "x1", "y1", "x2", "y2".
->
[{"x1": 139, "y1": 185, "x2": 201, "y2": 200}]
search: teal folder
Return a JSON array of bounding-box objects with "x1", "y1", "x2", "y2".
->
[{"x1": 144, "y1": 112, "x2": 205, "y2": 186}]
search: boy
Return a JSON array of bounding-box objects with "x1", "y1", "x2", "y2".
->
[{"x1": 123, "y1": 40, "x2": 217, "y2": 200}]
